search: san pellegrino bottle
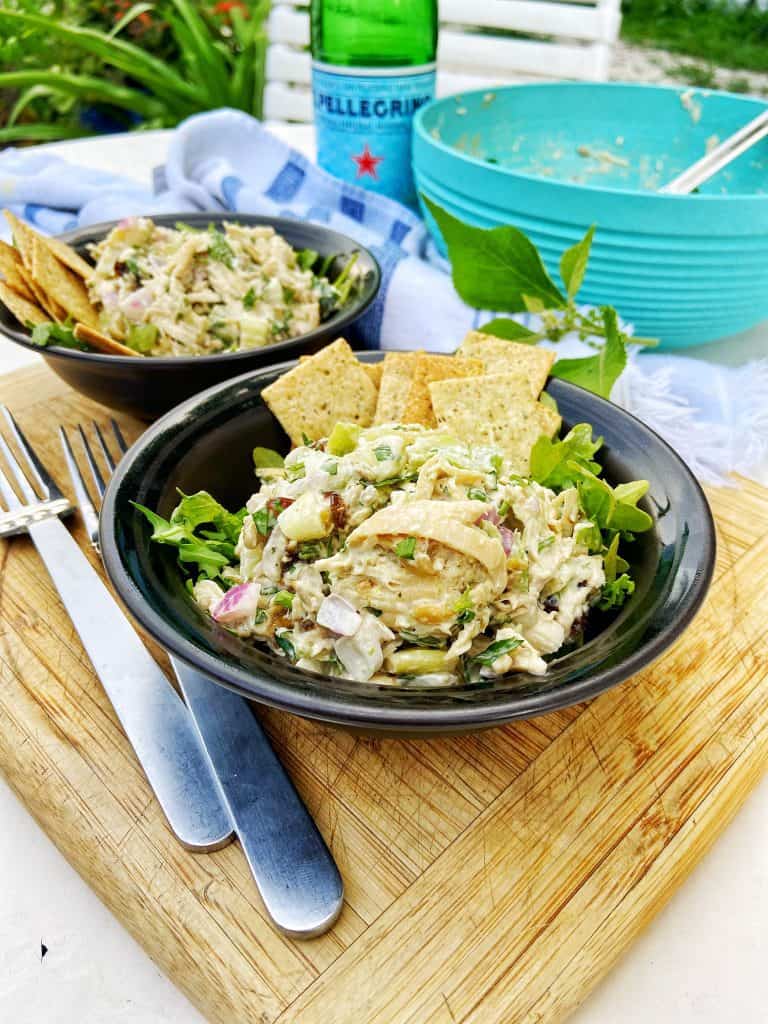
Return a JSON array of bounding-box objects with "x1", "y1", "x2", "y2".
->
[{"x1": 310, "y1": 0, "x2": 438, "y2": 207}]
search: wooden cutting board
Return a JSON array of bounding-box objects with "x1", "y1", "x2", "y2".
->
[{"x1": 1, "y1": 364, "x2": 767, "y2": 1024}]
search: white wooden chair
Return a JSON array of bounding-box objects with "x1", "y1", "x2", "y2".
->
[{"x1": 264, "y1": 0, "x2": 622, "y2": 122}]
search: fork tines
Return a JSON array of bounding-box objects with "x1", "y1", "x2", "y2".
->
[
  {"x1": 0, "y1": 405, "x2": 72, "y2": 536},
  {"x1": 59, "y1": 420, "x2": 127, "y2": 549}
]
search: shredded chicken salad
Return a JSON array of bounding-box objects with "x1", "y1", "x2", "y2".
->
[
  {"x1": 87, "y1": 217, "x2": 361, "y2": 356},
  {"x1": 136, "y1": 421, "x2": 651, "y2": 687}
]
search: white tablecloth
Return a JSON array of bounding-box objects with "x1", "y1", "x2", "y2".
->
[{"x1": 1, "y1": 125, "x2": 767, "y2": 1024}]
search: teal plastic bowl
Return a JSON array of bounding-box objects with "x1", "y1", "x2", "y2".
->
[{"x1": 413, "y1": 82, "x2": 768, "y2": 349}]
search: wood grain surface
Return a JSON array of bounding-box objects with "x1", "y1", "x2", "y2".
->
[{"x1": 1, "y1": 365, "x2": 767, "y2": 1024}]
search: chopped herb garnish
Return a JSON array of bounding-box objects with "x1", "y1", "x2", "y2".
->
[
  {"x1": 273, "y1": 590, "x2": 294, "y2": 609},
  {"x1": 301, "y1": 432, "x2": 313, "y2": 446},
  {"x1": 399, "y1": 630, "x2": 445, "y2": 648},
  {"x1": 373, "y1": 472, "x2": 418, "y2": 489},
  {"x1": 254, "y1": 506, "x2": 279, "y2": 536},
  {"x1": 275, "y1": 631, "x2": 296, "y2": 661},
  {"x1": 538, "y1": 536, "x2": 555, "y2": 551},
  {"x1": 467, "y1": 487, "x2": 488, "y2": 502},
  {"x1": 282, "y1": 285, "x2": 295, "y2": 304},
  {"x1": 243, "y1": 287, "x2": 256, "y2": 309},
  {"x1": 454, "y1": 589, "x2": 475, "y2": 625},
  {"x1": 490, "y1": 453, "x2": 503, "y2": 475},
  {"x1": 498, "y1": 500, "x2": 511, "y2": 518},
  {"x1": 207, "y1": 225, "x2": 235, "y2": 268},
  {"x1": 125, "y1": 257, "x2": 141, "y2": 277},
  {"x1": 285, "y1": 462, "x2": 306, "y2": 482},
  {"x1": 253, "y1": 609, "x2": 268, "y2": 625},
  {"x1": 374, "y1": 445, "x2": 394, "y2": 462},
  {"x1": 395, "y1": 536, "x2": 417, "y2": 559},
  {"x1": 323, "y1": 460, "x2": 338, "y2": 476},
  {"x1": 472, "y1": 637, "x2": 523, "y2": 666}
]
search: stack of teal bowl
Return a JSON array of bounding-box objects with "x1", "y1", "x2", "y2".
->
[{"x1": 413, "y1": 82, "x2": 768, "y2": 350}]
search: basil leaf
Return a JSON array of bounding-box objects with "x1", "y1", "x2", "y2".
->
[
  {"x1": 472, "y1": 637, "x2": 523, "y2": 666},
  {"x1": 253, "y1": 446, "x2": 284, "y2": 470},
  {"x1": 423, "y1": 196, "x2": 566, "y2": 312},
  {"x1": 559, "y1": 225, "x2": 595, "y2": 298},
  {"x1": 550, "y1": 307, "x2": 627, "y2": 399},
  {"x1": 475, "y1": 318, "x2": 540, "y2": 343},
  {"x1": 275, "y1": 631, "x2": 296, "y2": 661}
]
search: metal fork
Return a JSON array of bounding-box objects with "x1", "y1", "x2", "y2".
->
[
  {"x1": 60, "y1": 420, "x2": 344, "y2": 939},
  {"x1": 0, "y1": 406, "x2": 232, "y2": 852}
]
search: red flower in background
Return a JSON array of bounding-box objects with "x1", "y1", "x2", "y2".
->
[{"x1": 213, "y1": 0, "x2": 249, "y2": 17}]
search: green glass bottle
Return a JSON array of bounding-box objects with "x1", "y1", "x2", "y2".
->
[{"x1": 310, "y1": 0, "x2": 438, "y2": 207}]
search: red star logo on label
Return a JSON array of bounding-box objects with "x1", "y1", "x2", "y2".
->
[{"x1": 351, "y1": 144, "x2": 383, "y2": 179}]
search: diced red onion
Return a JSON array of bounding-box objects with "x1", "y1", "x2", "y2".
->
[
  {"x1": 317, "y1": 594, "x2": 361, "y2": 637},
  {"x1": 211, "y1": 583, "x2": 260, "y2": 624},
  {"x1": 499, "y1": 526, "x2": 515, "y2": 555},
  {"x1": 479, "y1": 507, "x2": 501, "y2": 526},
  {"x1": 121, "y1": 286, "x2": 152, "y2": 321}
]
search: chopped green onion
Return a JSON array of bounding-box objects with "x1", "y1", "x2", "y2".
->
[
  {"x1": 472, "y1": 637, "x2": 523, "y2": 666},
  {"x1": 374, "y1": 445, "x2": 394, "y2": 462},
  {"x1": 243, "y1": 287, "x2": 256, "y2": 309}
]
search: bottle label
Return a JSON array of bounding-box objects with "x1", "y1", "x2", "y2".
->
[{"x1": 312, "y1": 62, "x2": 436, "y2": 207}]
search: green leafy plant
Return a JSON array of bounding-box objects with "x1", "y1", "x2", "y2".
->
[
  {"x1": 0, "y1": 0, "x2": 271, "y2": 144},
  {"x1": 423, "y1": 198, "x2": 657, "y2": 399}
]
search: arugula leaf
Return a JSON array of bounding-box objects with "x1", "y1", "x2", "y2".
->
[
  {"x1": 549, "y1": 307, "x2": 627, "y2": 399},
  {"x1": 571, "y1": 465, "x2": 652, "y2": 537},
  {"x1": 423, "y1": 196, "x2": 566, "y2": 313},
  {"x1": 598, "y1": 574, "x2": 635, "y2": 610},
  {"x1": 131, "y1": 493, "x2": 244, "y2": 580},
  {"x1": 476, "y1": 318, "x2": 540, "y2": 343},
  {"x1": 529, "y1": 423, "x2": 603, "y2": 490},
  {"x1": 559, "y1": 225, "x2": 595, "y2": 298},
  {"x1": 296, "y1": 248, "x2": 319, "y2": 271},
  {"x1": 472, "y1": 637, "x2": 523, "y2": 666},
  {"x1": 28, "y1": 321, "x2": 88, "y2": 351},
  {"x1": 252, "y1": 446, "x2": 284, "y2": 470}
]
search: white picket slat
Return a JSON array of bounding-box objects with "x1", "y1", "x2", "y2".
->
[{"x1": 266, "y1": 0, "x2": 621, "y2": 121}]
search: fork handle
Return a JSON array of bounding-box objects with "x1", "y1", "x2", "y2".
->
[
  {"x1": 172, "y1": 657, "x2": 344, "y2": 938},
  {"x1": 27, "y1": 517, "x2": 234, "y2": 851}
]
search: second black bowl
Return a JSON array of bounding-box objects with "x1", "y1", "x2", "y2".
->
[{"x1": 0, "y1": 213, "x2": 380, "y2": 420}]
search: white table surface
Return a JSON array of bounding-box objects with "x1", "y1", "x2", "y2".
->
[{"x1": 1, "y1": 126, "x2": 767, "y2": 1024}]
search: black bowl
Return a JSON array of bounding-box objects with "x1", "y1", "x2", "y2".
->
[
  {"x1": 101, "y1": 355, "x2": 716, "y2": 736},
  {"x1": 0, "y1": 213, "x2": 380, "y2": 420}
]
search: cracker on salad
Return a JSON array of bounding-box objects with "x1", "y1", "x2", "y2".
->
[
  {"x1": 429, "y1": 372, "x2": 561, "y2": 473},
  {"x1": 457, "y1": 331, "x2": 555, "y2": 397},
  {"x1": 402, "y1": 353, "x2": 484, "y2": 428},
  {"x1": 0, "y1": 281, "x2": 47, "y2": 327},
  {"x1": 262, "y1": 337, "x2": 377, "y2": 446},
  {"x1": 373, "y1": 351, "x2": 421, "y2": 424},
  {"x1": 362, "y1": 360, "x2": 383, "y2": 390},
  {"x1": 30, "y1": 236, "x2": 99, "y2": 328}
]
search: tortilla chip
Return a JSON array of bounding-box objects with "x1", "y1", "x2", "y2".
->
[
  {"x1": 402, "y1": 353, "x2": 484, "y2": 428},
  {"x1": 261, "y1": 337, "x2": 377, "y2": 446},
  {"x1": 30, "y1": 236, "x2": 99, "y2": 328},
  {"x1": 362, "y1": 360, "x2": 383, "y2": 390},
  {"x1": 0, "y1": 240, "x2": 35, "y2": 301},
  {"x1": 457, "y1": 331, "x2": 555, "y2": 397},
  {"x1": 73, "y1": 322, "x2": 138, "y2": 357},
  {"x1": 429, "y1": 372, "x2": 561, "y2": 474},
  {"x1": 0, "y1": 281, "x2": 47, "y2": 328},
  {"x1": 373, "y1": 351, "x2": 421, "y2": 424},
  {"x1": 3, "y1": 209, "x2": 36, "y2": 268},
  {"x1": 42, "y1": 235, "x2": 92, "y2": 280}
]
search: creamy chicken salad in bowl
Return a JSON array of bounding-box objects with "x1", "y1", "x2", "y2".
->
[{"x1": 101, "y1": 340, "x2": 715, "y2": 735}]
